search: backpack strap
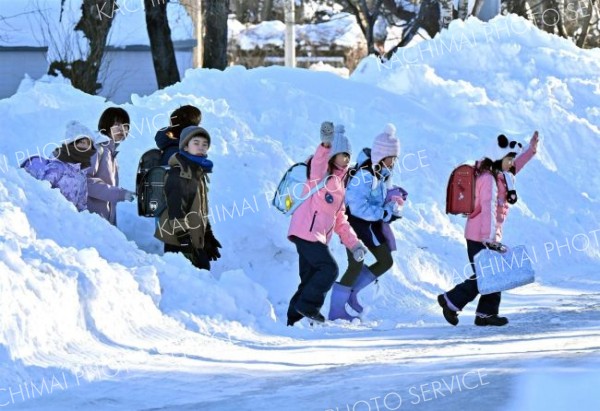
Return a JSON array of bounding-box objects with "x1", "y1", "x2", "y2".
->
[{"x1": 284, "y1": 175, "x2": 329, "y2": 216}]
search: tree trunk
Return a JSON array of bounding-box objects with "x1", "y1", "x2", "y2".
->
[
  {"x1": 503, "y1": 0, "x2": 530, "y2": 16},
  {"x1": 144, "y1": 0, "x2": 180, "y2": 89},
  {"x1": 471, "y1": 0, "x2": 485, "y2": 17},
  {"x1": 538, "y1": 0, "x2": 560, "y2": 33},
  {"x1": 439, "y1": 0, "x2": 454, "y2": 29},
  {"x1": 386, "y1": 0, "x2": 440, "y2": 57},
  {"x1": 382, "y1": 0, "x2": 417, "y2": 21},
  {"x1": 203, "y1": 0, "x2": 229, "y2": 69},
  {"x1": 576, "y1": 0, "x2": 596, "y2": 47},
  {"x1": 48, "y1": 0, "x2": 117, "y2": 95},
  {"x1": 262, "y1": 0, "x2": 274, "y2": 21},
  {"x1": 341, "y1": 0, "x2": 384, "y2": 56},
  {"x1": 181, "y1": 0, "x2": 203, "y2": 68},
  {"x1": 458, "y1": 0, "x2": 469, "y2": 20}
]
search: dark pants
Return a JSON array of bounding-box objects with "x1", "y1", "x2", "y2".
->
[
  {"x1": 287, "y1": 237, "x2": 339, "y2": 325},
  {"x1": 445, "y1": 240, "x2": 502, "y2": 315},
  {"x1": 339, "y1": 243, "x2": 393, "y2": 287},
  {"x1": 164, "y1": 243, "x2": 211, "y2": 271}
]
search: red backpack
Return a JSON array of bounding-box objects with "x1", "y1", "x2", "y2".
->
[{"x1": 446, "y1": 164, "x2": 478, "y2": 215}]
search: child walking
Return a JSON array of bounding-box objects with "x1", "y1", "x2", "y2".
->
[
  {"x1": 438, "y1": 131, "x2": 539, "y2": 326},
  {"x1": 154, "y1": 126, "x2": 222, "y2": 270},
  {"x1": 287, "y1": 122, "x2": 367, "y2": 325},
  {"x1": 328, "y1": 124, "x2": 403, "y2": 321}
]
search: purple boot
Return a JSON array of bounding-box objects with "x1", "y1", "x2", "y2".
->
[
  {"x1": 328, "y1": 283, "x2": 358, "y2": 321},
  {"x1": 348, "y1": 266, "x2": 377, "y2": 314}
]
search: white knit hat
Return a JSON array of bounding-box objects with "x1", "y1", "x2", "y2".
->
[
  {"x1": 371, "y1": 123, "x2": 400, "y2": 165},
  {"x1": 487, "y1": 134, "x2": 523, "y2": 161},
  {"x1": 63, "y1": 120, "x2": 108, "y2": 145},
  {"x1": 329, "y1": 124, "x2": 352, "y2": 159}
]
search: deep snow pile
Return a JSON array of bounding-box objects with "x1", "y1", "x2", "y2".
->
[{"x1": 0, "y1": 14, "x2": 599, "y2": 403}]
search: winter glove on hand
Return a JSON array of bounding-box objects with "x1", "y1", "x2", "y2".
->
[
  {"x1": 351, "y1": 244, "x2": 368, "y2": 262},
  {"x1": 320, "y1": 121, "x2": 334, "y2": 145},
  {"x1": 484, "y1": 241, "x2": 508, "y2": 254},
  {"x1": 177, "y1": 232, "x2": 192, "y2": 248},
  {"x1": 391, "y1": 195, "x2": 405, "y2": 207},
  {"x1": 123, "y1": 190, "x2": 136, "y2": 202},
  {"x1": 389, "y1": 202, "x2": 403, "y2": 222},
  {"x1": 204, "y1": 230, "x2": 222, "y2": 261},
  {"x1": 530, "y1": 131, "x2": 539, "y2": 154}
]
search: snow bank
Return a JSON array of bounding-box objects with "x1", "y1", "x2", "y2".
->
[{"x1": 0, "y1": 14, "x2": 599, "y2": 402}]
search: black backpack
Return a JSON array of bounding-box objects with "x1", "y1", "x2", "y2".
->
[{"x1": 136, "y1": 149, "x2": 168, "y2": 217}]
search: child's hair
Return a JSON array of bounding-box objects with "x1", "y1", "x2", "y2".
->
[
  {"x1": 98, "y1": 107, "x2": 130, "y2": 137},
  {"x1": 479, "y1": 153, "x2": 517, "y2": 175},
  {"x1": 327, "y1": 157, "x2": 338, "y2": 175},
  {"x1": 166, "y1": 105, "x2": 202, "y2": 140}
]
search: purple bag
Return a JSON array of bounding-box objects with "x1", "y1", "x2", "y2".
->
[{"x1": 386, "y1": 186, "x2": 408, "y2": 203}]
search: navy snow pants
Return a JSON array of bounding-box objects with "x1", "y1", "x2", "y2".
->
[
  {"x1": 446, "y1": 239, "x2": 502, "y2": 316},
  {"x1": 287, "y1": 236, "x2": 339, "y2": 325}
]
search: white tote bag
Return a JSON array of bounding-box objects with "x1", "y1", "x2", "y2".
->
[{"x1": 474, "y1": 245, "x2": 535, "y2": 294}]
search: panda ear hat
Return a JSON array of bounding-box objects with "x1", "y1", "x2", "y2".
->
[{"x1": 488, "y1": 134, "x2": 524, "y2": 161}]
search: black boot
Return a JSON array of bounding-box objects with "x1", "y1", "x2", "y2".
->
[
  {"x1": 295, "y1": 308, "x2": 325, "y2": 323},
  {"x1": 474, "y1": 315, "x2": 509, "y2": 326},
  {"x1": 437, "y1": 294, "x2": 459, "y2": 326},
  {"x1": 287, "y1": 311, "x2": 303, "y2": 327}
]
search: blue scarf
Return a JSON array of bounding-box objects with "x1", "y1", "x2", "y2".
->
[{"x1": 179, "y1": 151, "x2": 213, "y2": 173}]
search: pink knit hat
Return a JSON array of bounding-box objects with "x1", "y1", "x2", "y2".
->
[{"x1": 371, "y1": 123, "x2": 400, "y2": 165}]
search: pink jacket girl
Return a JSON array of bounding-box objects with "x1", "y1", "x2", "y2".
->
[
  {"x1": 439, "y1": 132, "x2": 539, "y2": 327},
  {"x1": 465, "y1": 140, "x2": 536, "y2": 243},
  {"x1": 286, "y1": 123, "x2": 366, "y2": 325}
]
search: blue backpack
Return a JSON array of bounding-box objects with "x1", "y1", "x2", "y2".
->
[{"x1": 272, "y1": 158, "x2": 327, "y2": 216}]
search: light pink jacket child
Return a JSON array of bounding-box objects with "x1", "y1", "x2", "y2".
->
[
  {"x1": 465, "y1": 143, "x2": 536, "y2": 243},
  {"x1": 287, "y1": 143, "x2": 360, "y2": 251}
]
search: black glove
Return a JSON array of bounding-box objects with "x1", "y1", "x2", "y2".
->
[
  {"x1": 204, "y1": 230, "x2": 222, "y2": 261},
  {"x1": 383, "y1": 209, "x2": 402, "y2": 223},
  {"x1": 485, "y1": 241, "x2": 508, "y2": 254}
]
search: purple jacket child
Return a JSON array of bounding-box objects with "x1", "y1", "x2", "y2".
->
[
  {"x1": 23, "y1": 157, "x2": 88, "y2": 211},
  {"x1": 22, "y1": 120, "x2": 101, "y2": 212}
]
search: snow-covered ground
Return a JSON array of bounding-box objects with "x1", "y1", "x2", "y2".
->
[{"x1": 0, "y1": 14, "x2": 599, "y2": 410}]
